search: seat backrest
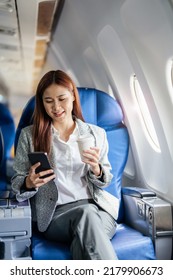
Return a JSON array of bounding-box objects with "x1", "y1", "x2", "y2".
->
[
  {"x1": 14, "y1": 88, "x2": 129, "y2": 221},
  {"x1": 0, "y1": 128, "x2": 4, "y2": 167},
  {"x1": 0, "y1": 103, "x2": 15, "y2": 190},
  {"x1": 78, "y1": 88, "x2": 129, "y2": 222}
]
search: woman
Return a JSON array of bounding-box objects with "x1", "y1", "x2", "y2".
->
[{"x1": 12, "y1": 70, "x2": 119, "y2": 260}]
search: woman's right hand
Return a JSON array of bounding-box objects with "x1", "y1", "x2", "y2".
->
[{"x1": 25, "y1": 162, "x2": 56, "y2": 189}]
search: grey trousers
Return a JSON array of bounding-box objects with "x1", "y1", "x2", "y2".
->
[{"x1": 44, "y1": 199, "x2": 118, "y2": 260}]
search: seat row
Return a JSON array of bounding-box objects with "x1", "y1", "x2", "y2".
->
[{"x1": 1, "y1": 89, "x2": 171, "y2": 259}]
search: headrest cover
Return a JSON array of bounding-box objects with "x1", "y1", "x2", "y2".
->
[
  {"x1": 14, "y1": 96, "x2": 35, "y2": 150},
  {"x1": 78, "y1": 88, "x2": 123, "y2": 127},
  {"x1": 0, "y1": 103, "x2": 15, "y2": 157},
  {"x1": 15, "y1": 88, "x2": 124, "y2": 147}
]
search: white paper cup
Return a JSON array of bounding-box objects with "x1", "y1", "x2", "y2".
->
[{"x1": 77, "y1": 136, "x2": 95, "y2": 160}]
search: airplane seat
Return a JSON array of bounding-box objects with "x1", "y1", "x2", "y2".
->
[
  {"x1": 0, "y1": 128, "x2": 4, "y2": 168},
  {"x1": 14, "y1": 88, "x2": 156, "y2": 260},
  {"x1": 0, "y1": 105, "x2": 31, "y2": 260},
  {"x1": 0, "y1": 103, "x2": 15, "y2": 191}
]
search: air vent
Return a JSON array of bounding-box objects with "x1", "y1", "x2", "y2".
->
[
  {"x1": 0, "y1": 0, "x2": 13, "y2": 13},
  {"x1": 0, "y1": 57, "x2": 20, "y2": 64},
  {"x1": 0, "y1": 26, "x2": 16, "y2": 36},
  {"x1": 0, "y1": 43, "x2": 18, "y2": 51}
]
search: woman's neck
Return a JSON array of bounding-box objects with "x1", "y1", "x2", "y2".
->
[{"x1": 53, "y1": 119, "x2": 76, "y2": 142}]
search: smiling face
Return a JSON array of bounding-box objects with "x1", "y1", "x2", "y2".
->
[{"x1": 42, "y1": 84, "x2": 75, "y2": 126}]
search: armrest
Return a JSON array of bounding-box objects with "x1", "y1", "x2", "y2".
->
[
  {"x1": 122, "y1": 186, "x2": 173, "y2": 260},
  {"x1": 122, "y1": 186, "x2": 156, "y2": 235},
  {"x1": 122, "y1": 186, "x2": 156, "y2": 198},
  {"x1": 0, "y1": 192, "x2": 32, "y2": 259},
  {"x1": 0, "y1": 194, "x2": 32, "y2": 239}
]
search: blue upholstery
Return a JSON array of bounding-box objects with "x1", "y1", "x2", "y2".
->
[
  {"x1": 0, "y1": 103, "x2": 15, "y2": 190},
  {"x1": 78, "y1": 88, "x2": 128, "y2": 222},
  {"x1": 31, "y1": 224, "x2": 155, "y2": 260},
  {"x1": 0, "y1": 128, "x2": 4, "y2": 167},
  {"x1": 15, "y1": 88, "x2": 156, "y2": 260}
]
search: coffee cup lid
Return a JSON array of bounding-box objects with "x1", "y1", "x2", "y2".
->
[{"x1": 77, "y1": 135, "x2": 93, "y2": 141}]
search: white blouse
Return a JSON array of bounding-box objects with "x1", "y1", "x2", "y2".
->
[{"x1": 52, "y1": 122, "x2": 92, "y2": 205}]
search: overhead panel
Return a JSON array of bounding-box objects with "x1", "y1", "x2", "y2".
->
[
  {"x1": 0, "y1": 0, "x2": 21, "y2": 96},
  {"x1": 33, "y1": 0, "x2": 57, "y2": 92},
  {"x1": 0, "y1": 0, "x2": 60, "y2": 96}
]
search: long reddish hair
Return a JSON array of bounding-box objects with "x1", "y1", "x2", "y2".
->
[{"x1": 33, "y1": 70, "x2": 84, "y2": 154}]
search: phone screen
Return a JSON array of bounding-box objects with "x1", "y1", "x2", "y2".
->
[{"x1": 28, "y1": 152, "x2": 54, "y2": 178}]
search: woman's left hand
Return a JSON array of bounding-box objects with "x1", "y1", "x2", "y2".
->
[{"x1": 82, "y1": 147, "x2": 101, "y2": 176}]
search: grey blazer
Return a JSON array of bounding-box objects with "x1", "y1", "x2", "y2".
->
[{"x1": 12, "y1": 118, "x2": 119, "y2": 232}]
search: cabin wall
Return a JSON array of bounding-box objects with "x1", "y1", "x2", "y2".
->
[{"x1": 43, "y1": 0, "x2": 173, "y2": 204}]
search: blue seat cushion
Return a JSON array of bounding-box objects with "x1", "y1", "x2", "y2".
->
[
  {"x1": 32, "y1": 234, "x2": 72, "y2": 260},
  {"x1": 113, "y1": 224, "x2": 156, "y2": 260},
  {"x1": 31, "y1": 224, "x2": 155, "y2": 260}
]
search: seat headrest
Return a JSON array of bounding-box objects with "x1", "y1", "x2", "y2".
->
[
  {"x1": 0, "y1": 103, "x2": 15, "y2": 126},
  {"x1": 0, "y1": 103, "x2": 15, "y2": 158},
  {"x1": 78, "y1": 88, "x2": 123, "y2": 127},
  {"x1": 15, "y1": 88, "x2": 124, "y2": 149},
  {"x1": 14, "y1": 96, "x2": 35, "y2": 151}
]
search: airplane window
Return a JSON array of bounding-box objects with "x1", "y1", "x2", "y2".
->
[
  {"x1": 130, "y1": 75, "x2": 161, "y2": 153},
  {"x1": 166, "y1": 58, "x2": 173, "y2": 103},
  {"x1": 0, "y1": 94, "x2": 6, "y2": 103},
  {"x1": 0, "y1": 95, "x2": 3, "y2": 102},
  {"x1": 172, "y1": 61, "x2": 173, "y2": 88}
]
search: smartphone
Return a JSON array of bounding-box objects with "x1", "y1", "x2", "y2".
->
[{"x1": 28, "y1": 152, "x2": 54, "y2": 179}]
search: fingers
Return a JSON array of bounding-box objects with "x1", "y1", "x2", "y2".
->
[
  {"x1": 82, "y1": 147, "x2": 100, "y2": 163},
  {"x1": 32, "y1": 172, "x2": 56, "y2": 188},
  {"x1": 37, "y1": 169, "x2": 55, "y2": 179},
  {"x1": 82, "y1": 147, "x2": 101, "y2": 175},
  {"x1": 27, "y1": 162, "x2": 55, "y2": 189},
  {"x1": 30, "y1": 162, "x2": 41, "y2": 174}
]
